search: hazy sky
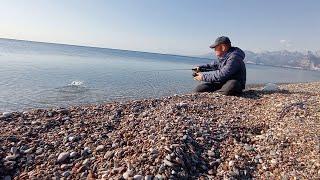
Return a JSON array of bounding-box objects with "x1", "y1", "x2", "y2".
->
[{"x1": 0, "y1": 0, "x2": 319, "y2": 55}]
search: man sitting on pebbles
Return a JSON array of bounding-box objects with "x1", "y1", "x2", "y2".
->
[{"x1": 193, "y1": 36, "x2": 246, "y2": 96}]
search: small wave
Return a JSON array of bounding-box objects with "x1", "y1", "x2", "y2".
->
[{"x1": 69, "y1": 80, "x2": 84, "y2": 87}]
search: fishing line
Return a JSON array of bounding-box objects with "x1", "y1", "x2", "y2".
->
[{"x1": 133, "y1": 68, "x2": 192, "y2": 73}]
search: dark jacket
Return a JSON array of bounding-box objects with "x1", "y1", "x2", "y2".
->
[{"x1": 200, "y1": 47, "x2": 246, "y2": 89}]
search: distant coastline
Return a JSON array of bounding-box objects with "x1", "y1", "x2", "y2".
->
[{"x1": 245, "y1": 61, "x2": 320, "y2": 72}]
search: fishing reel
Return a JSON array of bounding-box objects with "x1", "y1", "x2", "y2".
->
[{"x1": 192, "y1": 67, "x2": 214, "y2": 77}]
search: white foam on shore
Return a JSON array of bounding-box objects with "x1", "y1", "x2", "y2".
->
[{"x1": 69, "y1": 81, "x2": 84, "y2": 87}]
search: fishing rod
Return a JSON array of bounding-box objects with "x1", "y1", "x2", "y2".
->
[
  {"x1": 134, "y1": 68, "x2": 191, "y2": 73},
  {"x1": 133, "y1": 67, "x2": 215, "y2": 76}
]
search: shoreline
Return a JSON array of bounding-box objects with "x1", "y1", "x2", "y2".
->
[
  {"x1": 0, "y1": 82, "x2": 319, "y2": 179},
  {"x1": 0, "y1": 81, "x2": 318, "y2": 114}
]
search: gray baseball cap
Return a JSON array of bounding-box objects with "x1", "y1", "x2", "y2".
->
[{"x1": 210, "y1": 36, "x2": 231, "y2": 49}]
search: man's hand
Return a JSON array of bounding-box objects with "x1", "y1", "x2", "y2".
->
[
  {"x1": 193, "y1": 72, "x2": 203, "y2": 81},
  {"x1": 193, "y1": 66, "x2": 200, "y2": 72}
]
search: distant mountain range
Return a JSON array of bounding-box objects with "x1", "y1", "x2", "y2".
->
[{"x1": 200, "y1": 50, "x2": 320, "y2": 71}]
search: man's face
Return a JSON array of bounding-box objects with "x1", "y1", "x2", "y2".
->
[{"x1": 214, "y1": 44, "x2": 227, "y2": 57}]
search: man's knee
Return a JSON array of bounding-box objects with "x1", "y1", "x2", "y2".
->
[
  {"x1": 194, "y1": 83, "x2": 215, "y2": 93},
  {"x1": 217, "y1": 80, "x2": 243, "y2": 96}
]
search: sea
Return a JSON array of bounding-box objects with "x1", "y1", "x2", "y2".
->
[{"x1": 1, "y1": 38, "x2": 319, "y2": 112}]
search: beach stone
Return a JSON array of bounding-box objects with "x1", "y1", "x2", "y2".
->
[
  {"x1": 82, "y1": 158, "x2": 90, "y2": 166},
  {"x1": 176, "y1": 102, "x2": 188, "y2": 109},
  {"x1": 208, "y1": 169, "x2": 215, "y2": 175},
  {"x1": 231, "y1": 167, "x2": 240, "y2": 176},
  {"x1": 207, "y1": 150, "x2": 215, "y2": 157},
  {"x1": 77, "y1": 165, "x2": 87, "y2": 173},
  {"x1": 10, "y1": 147, "x2": 18, "y2": 154},
  {"x1": 271, "y1": 159, "x2": 278, "y2": 165},
  {"x1": 148, "y1": 135, "x2": 156, "y2": 140},
  {"x1": 255, "y1": 154, "x2": 261, "y2": 159},
  {"x1": 259, "y1": 159, "x2": 264, "y2": 164},
  {"x1": 57, "y1": 109, "x2": 69, "y2": 115},
  {"x1": 57, "y1": 152, "x2": 69, "y2": 163},
  {"x1": 228, "y1": 160, "x2": 235, "y2": 167},
  {"x1": 69, "y1": 151, "x2": 78, "y2": 158},
  {"x1": 7, "y1": 136, "x2": 18, "y2": 142},
  {"x1": 149, "y1": 148, "x2": 158, "y2": 154},
  {"x1": 104, "y1": 151, "x2": 114, "y2": 159},
  {"x1": 47, "y1": 111, "x2": 53, "y2": 117},
  {"x1": 270, "y1": 150, "x2": 276, "y2": 156},
  {"x1": 68, "y1": 136, "x2": 76, "y2": 142},
  {"x1": 165, "y1": 154, "x2": 171, "y2": 161},
  {"x1": 96, "y1": 145, "x2": 105, "y2": 152},
  {"x1": 84, "y1": 147, "x2": 91, "y2": 153},
  {"x1": 244, "y1": 144, "x2": 254, "y2": 151},
  {"x1": 133, "y1": 174, "x2": 143, "y2": 180},
  {"x1": 263, "y1": 83, "x2": 280, "y2": 91},
  {"x1": 23, "y1": 147, "x2": 34, "y2": 154},
  {"x1": 141, "y1": 111, "x2": 148, "y2": 117},
  {"x1": 123, "y1": 170, "x2": 133, "y2": 179},
  {"x1": 5, "y1": 154, "x2": 18, "y2": 161},
  {"x1": 4, "y1": 161, "x2": 15, "y2": 170},
  {"x1": 102, "y1": 174, "x2": 108, "y2": 178},
  {"x1": 31, "y1": 121, "x2": 40, "y2": 125},
  {"x1": 36, "y1": 148, "x2": 44, "y2": 155},
  {"x1": 155, "y1": 174, "x2": 164, "y2": 180},
  {"x1": 182, "y1": 135, "x2": 188, "y2": 140},
  {"x1": 114, "y1": 109, "x2": 122, "y2": 118},
  {"x1": 145, "y1": 175, "x2": 153, "y2": 180},
  {"x1": 163, "y1": 159, "x2": 174, "y2": 167},
  {"x1": 234, "y1": 154, "x2": 240, "y2": 160},
  {"x1": 158, "y1": 164, "x2": 165, "y2": 173},
  {"x1": 80, "y1": 172, "x2": 88, "y2": 178},
  {"x1": 61, "y1": 164, "x2": 73, "y2": 170},
  {"x1": 62, "y1": 116, "x2": 70, "y2": 121},
  {"x1": 61, "y1": 171, "x2": 71, "y2": 177},
  {"x1": 81, "y1": 148, "x2": 91, "y2": 157},
  {"x1": 2, "y1": 112, "x2": 12, "y2": 118}
]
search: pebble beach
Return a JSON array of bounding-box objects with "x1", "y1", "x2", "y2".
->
[{"x1": 0, "y1": 82, "x2": 319, "y2": 179}]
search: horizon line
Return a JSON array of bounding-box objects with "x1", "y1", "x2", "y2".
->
[
  {"x1": 0, "y1": 37, "x2": 317, "y2": 56},
  {"x1": 0, "y1": 37, "x2": 213, "y2": 60}
]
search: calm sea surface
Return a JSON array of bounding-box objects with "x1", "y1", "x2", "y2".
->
[{"x1": 1, "y1": 39, "x2": 319, "y2": 112}]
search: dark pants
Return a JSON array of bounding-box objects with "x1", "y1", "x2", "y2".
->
[{"x1": 194, "y1": 80, "x2": 243, "y2": 96}]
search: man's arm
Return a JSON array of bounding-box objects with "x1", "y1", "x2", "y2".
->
[
  {"x1": 201, "y1": 56, "x2": 240, "y2": 83},
  {"x1": 198, "y1": 60, "x2": 219, "y2": 70}
]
